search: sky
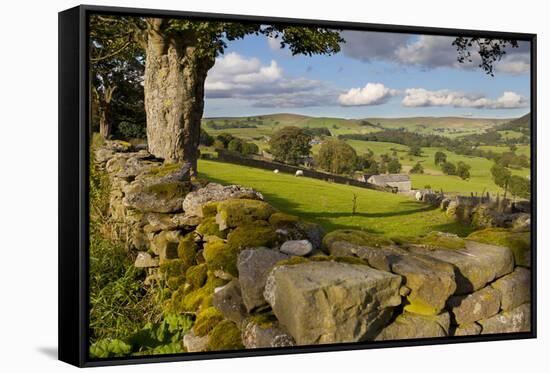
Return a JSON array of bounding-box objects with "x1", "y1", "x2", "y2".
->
[{"x1": 203, "y1": 29, "x2": 531, "y2": 119}]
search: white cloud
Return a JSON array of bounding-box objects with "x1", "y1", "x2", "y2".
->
[
  {"x1": 396, "y1": 35, "x2": 460, "y2": 68},
  {"x1": 401, "y1": 88, "x2": 528, "y2": 109},
  {"x1": 205, "y1": 52, "x2": 339, "y2": 107},
  {"x1": 496, "y1": 54, "x2": 531, "y2": 74},
  {"x1": 338, "y1": 83, "x2": 398, "y2": 106}
]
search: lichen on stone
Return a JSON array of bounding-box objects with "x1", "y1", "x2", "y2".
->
[
  {"x1": 185, "y1": 264, "x2": 208, "y2": 289},
  {"x1": 215, "y1": 199, "x2": 276, "y2": 229},
  {"x1": 177, "y1": 233, "x2": 198, "y2": 266},
  {"x1": 193, "y1": 306, "x2": 225, "y2": 337},
  {"x1": 206, "y1": 320, "x2": 244, "y2": 351},
  {"x1": 466, "y1": 228, "x2": 531, "y2": 267},
  {"x1": 203, "y1": 240, "x2": 239, "y2": 278},
  {"x1": 394, "y1": 231, "x2": 466, "y2": 250},
  {"x1": 269, "y1": 212, "x2": 300, "y2": 227},
  {"x1": 201, "y1": 201, "x2": 219, "y2": 218},
  {"x1": 196, "y1": 217, "x2": 228, "y2": 239},
  {"x1": 226, "y1": 220, "x2": 278, "y2": 250}
]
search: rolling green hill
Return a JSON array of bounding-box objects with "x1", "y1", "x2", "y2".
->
[{"x1": 198, "y1": 159, "x2": 472, "y2": 237}]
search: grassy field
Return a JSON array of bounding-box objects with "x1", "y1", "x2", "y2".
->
[{"x1": 198, "y1": 159, "x2": 473, "y2": 237}]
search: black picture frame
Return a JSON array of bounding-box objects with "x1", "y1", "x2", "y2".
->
[{"x1": 58, "y1": 4, "x2": 537, "y2": 368}]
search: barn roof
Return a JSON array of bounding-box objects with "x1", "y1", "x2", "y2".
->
[{"x1": 368, "y1": 174, "x2": 411, "y2": 183}]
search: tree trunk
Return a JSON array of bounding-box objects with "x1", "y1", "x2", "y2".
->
[
  {"x1": 95, "y1": 85, "x2": 116, "y2": 139},
  {"x1": 143, "y1": 19, "x2": 214, "y2": 174}
]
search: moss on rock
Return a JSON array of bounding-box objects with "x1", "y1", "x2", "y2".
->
[
  {"x1": 203, "y1": 240, "x2": 239, "y2": 278},
  {"x1": 196, "y1": 217, "x2": 228, "y2": 239},
  {"x1": 215, "y1": 199, "x2": 276, "y2": 229},
  {"x1": 147, "y1": 163, "x2": 184, "y2": 178},
  {"x1": 173, "y1": 273, "x2": 228, "y2": 313},
  {"x1": 467, "y1": 228, "x2": 531, "y2": 267},
  {"x1": 226, "y1": 220, "x2": 278, "y2": 250},
  {"x1": 247, "y1": 312, "x2": 278, "y2": 329},
  {"x1": 142, "y1": 182, "x2": 190, "y2": 200},
  {"x1": 323, "y1": 229, "x2": 394, "y2": 249},
  {"x1": 201, "y1": 201, "x2": 219, "y2": 218},
  {"x1": 185, "y1": 264, "x2": 208, "y2": 289},
  {"x1": 193, "y1": 306, "x2": 225, "y2": 337},
  {"x1": 269, "y1": 212, "x2": 300, "y2": 227},
  {"x1": 273, "y1": 255, "x2": 370, "y2": 269},
  {"x1": 206, "y1": 320, "x2": 244, "y2": 351},
  {"x1": 177, "y1": 233, "x2": 198, "y2": 266}
]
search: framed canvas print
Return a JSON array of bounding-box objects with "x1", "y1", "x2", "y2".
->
[{"x1": 58, "y1": 4, "x2": 536, "y2": 367}]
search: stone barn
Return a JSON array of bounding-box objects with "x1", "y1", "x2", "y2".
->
[{"x1": 367, "y1": 174, "x2": 412, "y2": 192}]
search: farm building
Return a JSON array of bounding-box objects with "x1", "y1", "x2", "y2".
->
[{"x1": 366, "y1": 174, "x2": 412, "y2": 192}]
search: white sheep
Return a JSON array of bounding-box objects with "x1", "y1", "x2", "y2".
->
[
  {"x1": 273, "y1": 169, "x2": 279, "y2": 174},
  {"x1": 295, "y1": 170, "x2": 304, "y2": 177}
]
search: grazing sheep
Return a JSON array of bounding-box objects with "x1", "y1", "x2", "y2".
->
[
  {"x1": 273, "y1": 169, "x2": 279, "y2": 174},
  {"x1": 295, "y1": 170, "x2": 304, "y2": 177}
]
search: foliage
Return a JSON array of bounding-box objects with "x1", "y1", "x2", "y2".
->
[
  {"x1": 386, "y1": 158, "x2": 402, "y2": 173},
  {"x1": 491, "y1": 163, "x2": 512, "y2": 189},
  {"x1": 200, "y1": 128, "x2": 214, "y2": 146},
  {"x1": 89, "y1": 313, "x2": 194, "y2": 358},
  {"x1": 508, "y1": 175, "x2": 530, "y2": 199},
  {"x1": 408, "y1": 145, "x2": 422, "y2": 157},
  {"x1": 303, "y1": 127, "x2": 332, "y2": 137},
  {"x1": 315, "y1": 138, "x2": 358, "y2": 174},
  {"x1": 441, "y1": 161, "x2": 457, "y2": 176},
  {"x1": 410, "y1": 162, "x2": 424, "y2": 174},
  {"x1": 456, "y1": 161, "x2": 471, "y2": 180},
  {"x1": 434, "y1": 151, "x2": 447, "y2": 165},
  {"x1": 452, "y1": 37, "x2": 519, "y2": 76},
  {"x1": 269, "y1": 126, "x2": 312, "y2": 165}
]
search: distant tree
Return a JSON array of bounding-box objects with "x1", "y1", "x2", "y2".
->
[
  {"x1": 508, "y1": 175, "x2": 530, "y2": 199},
  {"x1": 215, "y1": 133, "x2": 235, "y2": 148},
  {"x1": 409, "y1": 145, "x2": 423, "y2": 157},
  {"x1": 434, "y1": 151, "x2": 447, "y2": 165},
  {"x1": 199, "y1": 128, "x2": 214, "y2": 146},
  {"x1": 269, "y1": 126, "x2": 312, "y2": 165},
  {"x1": 491, "y1": 163, "x2": 512, "y2": 189},
  {"x1": 315, "y1": 138, "x2": 358, "y2": 174},
  {"x1": 227, "y1": 138, "x2": 244, "y2": 153},
  {"x1": 441, "y1": 161, "x2": 457, "y2": 175},
  {"x1": 410, "y1": 162, "x2": 424, "y2": 174},
  {"x1": 241, "y1": 142, "x2": 259, "y2": 156},
  {"x1": 366, "y1": 160, "x2": 380, "y2": 174},
  {"x1": 456, "y1": 161, "x2": 471, "y2": 180},
  {"x1": 387, "y1": 158, "x2": 402, "y2": 173}
]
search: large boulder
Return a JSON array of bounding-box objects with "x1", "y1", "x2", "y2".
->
[
  {"x1": 327, "y1": 240, "x2": 456, "y2": 316},
  {"x1": 491, "y1": 267, "x2": 531, "y2": 311},
  {"x1": 467, "y1": 228, "x2": 531, "y2": 268},
  {"x1": 408, "y1": 240, "x2": 514, "y2": 294},
  {"x1": 447, "y1": 286, "x2": 501, "y2": 325},
  {"x1": 237, "y1": 248, "x2": 289, "y2": 312},
  {"x1": 182, "y1": 183, "x2": 263, "y2": 218},
  {"x1": 375, "y1": 312, "x2": 451, "y2": 341},
  {"x1": 264, "y1": 261, "x2": 402, "y2": 345},
  {"x1": 479, "y1": 303, "x2": 531, "y2": 334}
]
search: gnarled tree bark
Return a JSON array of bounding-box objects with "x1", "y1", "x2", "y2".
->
[
  {"x1": 143, "y1": 19, "x2": 214, "y2": 174},
  {"x1": 94, "y1": 85, "x2": 116, "y2": 139}
]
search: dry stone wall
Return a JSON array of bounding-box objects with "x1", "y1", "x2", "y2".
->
[{"x1": 93, "y1": 141, "x2": 532, "y2": 352}]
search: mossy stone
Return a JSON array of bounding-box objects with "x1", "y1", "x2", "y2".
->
[
  {"x1": 206, "y1": 320, "x2": 244, "y2": 351},
  {"x1": 185, "y1": 264, "x2": 208, "y2": 289},
  {"x1": 269, "y1": 212, "x2": 300, "y2": 227},
  {"x1": 147, "y1": 163, "x2": 184, "y2": 178},
  {"x1": 227, "y1": 220, "x2": 278, "y2": 250},
  {"x1": 201, "y1": 201, "x2": 219, "y2": 218},
  {"x1": 160, "y1": 258, "x2": 190, "y2": 279},
  {"x1": 215, "y1": 199, "x2": 276, "y2": 230},
  {"x1": 467, "y1": 228, "x2": 531, "y2": 267},
  {"x1": 196, "y1": 217, "x2": 228, "y2": 239},
  {"x1": 175, "y1": 274, "x2": 228, "y2": 313},
  {"x1": 395, "y1": 231, "x2": 466, "y2": 250},
  {"x1": 203, "y1": 241, "x2": 239, "y2": 278},
  {"x1": 143, "y1": 182, "x2": 189, "y2": 200},
  {"x1": 323, "y1": 229, "x2": 394, "y2": 250},
  {"x1": 193, "y1": 306, "x2": 225, "y2": 336},
  {"x1": 247, "y1": 312, "x2": 278, "y2": 330},
  {"x1": 177, "y1": 233, "x2": 198, "y2": 266}
]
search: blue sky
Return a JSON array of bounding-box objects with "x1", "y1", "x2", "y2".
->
[{"x1": 203, "y1": 30, "x2": 531, "y2": 119}]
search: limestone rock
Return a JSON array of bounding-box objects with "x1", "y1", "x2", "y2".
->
[
  {"x1": 447, "y1": 286, "x2": 501, "y2": 325},
  {"x1": 212, "y1": 279, "x2": 247, "y2": 325},
  {"x1": 264, "y1": 261, "x2": 402, "y2": 345},
  {"x1": 215, "y1": 199, "x2": 276, "y2": 230},
  {"x1": 452, "y1": 323, "x2": 482, "y2": 336},
  {"x1": 182, "y1": 183, "x2": 263, "y2": 218},
  {"x1": 375, "y1": 312, "x2": 451, "y2": 341},
  {"x1": 150, "y1": 230, "x2": 182, "y2": 260},
  {"x1": 280, "y1": 240, "x2": 313, "y2": 256},
  {"x1": 123, "y1": 179, "x2": 190, "y2": 213},
  {"x1": 408, "y1": 240, "x2": 514, "y2": 294},
  {"x1": 327, "y1": 241, "x2": 456, "y2": 315},
  {"x1": 237, "y1": 248, "x2": 288, "y2": 312},
  {"x1": 242, "y1": 318, "x2": 295, "y2": 349},
  {"x1": 134, "y1": 252, "x2": 159, "y2": 268},
  {"x1": 479, "y1": 303, "x2": 531, "y2": 334},
  {"x1": 491, "y1": 268, "x2": 531, "y2": 311},
  {"x1": 183, "y1": 330, "x2": 209, "y2": 352},
  {"x1": 144, "y1": 212, "x2": 201, "y2": 233}
]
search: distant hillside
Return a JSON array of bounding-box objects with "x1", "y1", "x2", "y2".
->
[
  {"x1": 365, "y1": 117, "x2": 511, "y2": 130},
  {"x1": 494, "y1": 113, "x2": 530, "y2": 132}
]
